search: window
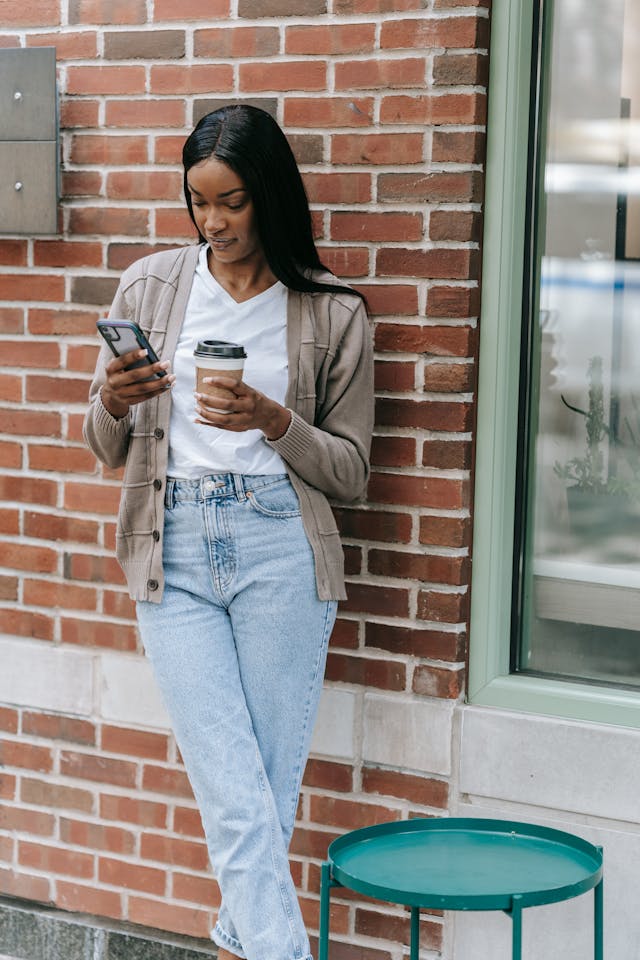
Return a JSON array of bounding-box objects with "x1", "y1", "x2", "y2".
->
[{"x1": 470, "y1": 0, "x2": 640, "y2": 724}]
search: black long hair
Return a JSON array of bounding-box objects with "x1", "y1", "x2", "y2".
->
[{"x1": 182, "y1": 105, "x2": 366, "y2": 302}]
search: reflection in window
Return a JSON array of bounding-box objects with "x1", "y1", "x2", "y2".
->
[{"x1": 515, "y1": 0, "x2": 640, "y2": 687}]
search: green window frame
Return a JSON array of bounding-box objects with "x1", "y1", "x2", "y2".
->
[{"x1": 469, "y1": 0, "x2": 640, "y2": 728}]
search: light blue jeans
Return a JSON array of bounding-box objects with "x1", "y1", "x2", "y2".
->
[{"x1": 136, "y1": 473, "x2": 337, "y2": 960}]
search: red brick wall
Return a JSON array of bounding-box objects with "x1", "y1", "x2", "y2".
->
[{"x1": 0, "y1": 0, "x2": 488, "y2": 954}]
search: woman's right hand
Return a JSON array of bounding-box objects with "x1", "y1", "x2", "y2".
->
[{"x1": 101, "y1": 349, "x2": 175, "y2": 419}]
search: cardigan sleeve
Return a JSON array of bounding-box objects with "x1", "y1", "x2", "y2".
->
[{"x1": 267, "y1": 297, "x2": 374, "y2": 502}]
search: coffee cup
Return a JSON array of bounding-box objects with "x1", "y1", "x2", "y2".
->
[{"x1": 194, "y1": 340, "x2": 247, "y2": 413}]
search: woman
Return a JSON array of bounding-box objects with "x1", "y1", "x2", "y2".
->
[{"x1": 84, "y1": 105, "x2": 374, "y2": 960}]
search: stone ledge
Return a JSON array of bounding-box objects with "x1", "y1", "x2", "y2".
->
[{"x1": 0, "y1": 897, "x2": 217, "y2": 960}]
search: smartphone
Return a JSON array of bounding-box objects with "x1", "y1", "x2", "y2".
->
[{"x1": 96, "y1": 320, "x2": 166, "y2": 380}]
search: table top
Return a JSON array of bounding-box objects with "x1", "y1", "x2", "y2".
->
[{"x1": 328, "y1": 818, "x2": 603, "y2": 910}]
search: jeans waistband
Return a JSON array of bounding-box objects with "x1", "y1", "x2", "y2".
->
[{"x1": 165, "y1": 473, "x2": 289, "y2": 508}]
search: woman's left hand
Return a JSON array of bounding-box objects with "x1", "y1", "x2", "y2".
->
[{"x1": 195, "y1": 377, "x2": 292, "y2": 441}]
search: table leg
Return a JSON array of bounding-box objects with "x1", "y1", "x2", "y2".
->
[
  {"x1": 594, "y1": 875, "x2": 604, "y2": 960},
  {"x1": 510, "y1": 894, "x2": 523, "y2": 960},
  {"x1": 319, "y1": 862, "x2": 332, "y2": 960},
  {"x1": 410, "y1": 906, "x2": 420, "y2": 960}
]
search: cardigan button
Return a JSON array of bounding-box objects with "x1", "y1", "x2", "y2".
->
[
  {"x1": 153, "y1": 479, "x2": 162, "y2": 491},
  {"x1": 152, "y1": 530, "x2": 160, "y2": 541},
  {"x1": 154, "y1": 428, "x2": 164, "y2": 440},
  {"x1": 147, "y1": 579, "x2": 159, "y2": 591}
]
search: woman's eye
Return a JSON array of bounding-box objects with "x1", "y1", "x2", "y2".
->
[{"x1": 227, "y1": 203, "x2": 244, "y2": 211}]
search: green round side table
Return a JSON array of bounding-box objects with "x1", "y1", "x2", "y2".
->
[{"x1": 318, "y1": 818, "x2": 603, "y2": 960}]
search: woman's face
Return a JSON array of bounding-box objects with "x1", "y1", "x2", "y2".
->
[{"x1": 186, "y1": 158, "x2": 263, "y2": 268}]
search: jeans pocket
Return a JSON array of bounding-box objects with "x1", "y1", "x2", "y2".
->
[{"x1": 246, "y1": 478, "x2": 302, "y2": 519}]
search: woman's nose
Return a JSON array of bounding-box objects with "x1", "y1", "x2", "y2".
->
[{"x1": 205, "y1": 208, "x2": 226, "y2": 233}]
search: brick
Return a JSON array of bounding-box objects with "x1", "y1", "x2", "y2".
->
[
  {"x1": 318, "y1": 247, "x2": 369, "y2": 278},
  {"x1": 0, "y1": 240, "x2": 27, "y2": 265},
  {"x1": 0, "y1": 774, "x2": 16, "y2": 800},
  {"x1": 128, "y1": 897, "x2": 213, "y2": 939},
  {"x1": 19, "y1": 841, "x2": 94, "y2": 879},
  {"x1": 429, "y1": 209, "x2": 483, "y2": 242},
  {"x1": 377, "y1": 247, "x2": 478, "y2": 281},
  {"x1": 171, "y1": 872, "x2": 220, "y2": 905},
  {"x1": 63, "y1": 482, "x2": 120, "y2": 514},
  {"x1": 22, "y1": 712, "x2": 96, "y2": 745},
  {"x1": 100, "y1": 794, "x2": 168, "y2": 829},
  {"x1": 331, "y1": 212, "x2": 422, "y2": 242},
  {"x1": 2, "y1": 0, "x2": 60, "y2": 25},
  {"x1": 310, "y1": 795, "x2": 400, "y2": 830},
  {"x1": 97, "y1": 857, "x2": 165, "y2": 895},
  {"x1": 156, "y1": 207, "x2": 195, "y2": 238},
  {"x1": 369, "y1": 549, "x2": 469, "y2": 586},
  {"x1": 370, "y1": 435, "x2": 416, "y2": 467},
  {"x1": 140, "y1": 834, "x2": 209, "y2": 871},
  {"x1": 56, "y1": 881, "x2": 123, "y2": 921},
  {"x1": 354, "y1": 284, "x2": 418, "y2": 316},
  {"x1": 28, "y1": 444, "x2": 97, "y2": 473},
  {"x1": 142, "y1": 764, "x2": 194, "y2": 799},
  {"x1": 173, "y1": 806, "x2": 205, "y2": 838},
  {"x1": 107, "y1": 243, "x2": 176, "y2": 271},
  {"x1": 285, "y1": 97, "x2": 374, "y2": 128},
  {"x1": 0, "y1": 274, "x2": 64, "y2": 301},
  {"x1": 71, "y1": 277, "x2": 120, "y2": 308},
  {"x1": 423, "y1": 439, "x2": 472, "y2": 469},
  {"x1": 341, "y1": 582, "x2": 409, "y2": 617},
  {"x1": 61, "y1": 170, "x2": 100, "y2": 198},
  {"x1": 60, "y1": 750, "x2": 137, "y2": 788},
  {"x1": 104, "y1": 30, "x2": 185, "y2": 58},
  {"x1": 424, "y1": 361, "x2": 475, "y2": 393},
  {"x1": 433, "y1": 52, "x2": 489, "y2": 85},
  {"x1": 376, "y1": 397, "x2": 472, "y2": 432},
  {"x1": 334, "y1": 132, "x2": 424, "y2": 165},
  {"x1": 60, "y1": 618, "x2": 138, "y2": 653},
  {"x1": 432, "y1": 131, "x2": 486, "y2": 166},
  {"x1": 1, "y1": 542, "x2": 57, "y2": 573},
  {"x1": 0, "y1": 708, "x2": 18, "y2": 734},
  {"x1": 60, "y1": 818, "x2": 135, "y2": 854},
  {"x1": 0, "y1": 868, "x2": 50, "y2": 903},
  {"x1": 194, "y1": 26, "x2": 279, "y2": 58},
  {"x1": 0, "y1": 608, "x2": 54, "y2": 642},
  {"x1": 63, "y1": 552, "x2": 124, "y2": 585},
  {"x1": 33, "y1": 240, "x2": 103, "y2": 268},
  {"x1": 103, "y1": 590, "x2": 136, "y2": 619},
  {"x1": 105, "y1": 100, "x2": 186, "y2": 129},
  {"x1": 378, "y1": 171, "x2": 483, "y2": 203},
  {"x1": 0, "y1": 440, "x2": 21, "y2": 467},
  {"x1": 26, "y1": 374, "x2": 91, "y2": 405},
  {"x1": 365, "y1": 621, "x2": 466, "y2": 662},
  {"x1": 413, "y1": 663, "x2": 464, "y2": 698},
  {"x1": 419, "y1": 514, "x2": 471, "y2": 548},
  {"x1": 368, "y1": 473, "x2": 468, "y2": 510},
  {"x1": 335, "y1": 58, "x2": 425, "y2": 90},
  {"x1": 60, "y1": 99, "x2": 100, "y2": 128},
  {"x1": 102, "y1": 726, "x2": 169, "y2": 761},
  {"x1": 23, "y1": 512, "x2": 99, "y2": 545},
  {"x1": 334, "y1": 507, "x2": 412, "y2": 543},
  {"x1": 69, "y1": 0, "x2": 146, "y2": 23},
  {"x1": 70, "y1": 134, "x2": 148, "y2": 165},
  {"x1": 285, "y1": 23, "x2": 376, "y2": 55},
  {"x1": 66, "y1": 66, "x2": 145, "y2": 95},
  {"x1": 335, "y1": 0, "x2": 422, "y2": 10},
  {"x1": 355, "y1": 907, "x2": 442, "y2": 950},
  {"x1": 23, "y1": 580, "x2": 96, "y2": 615},
  {"x1": 303, "y1": 759, "x2": 353, "y2": 792},
  {"x1": 330, "y1": 618, "x2": 359, "y2": 649},
  {"x1": 238, "y1": 0, "x2": 326, "y2": 13},
  {"x1": 304, "y1": 172, "x2": 372, "y2": 205},
  {"x1": 67, "y1": 344, "x2": 100, "y2": 373},
  {"x1": 106, "y1": 171, "x2": 182, "y2": 201},
  {"x1": 424, "y1": 322, "x2": 477, "y2": 354},
  {"x1": 0, "y1": 803, "x2": 55, "y2": 836},
  {"x1": 289, "y1": 827, "x2": 340, "y2": 860},
  {"x1": 28, "y1": 308, "x2": 99, "y2": 336},
  {"x1": 325, "y1": 652, "x2": 406, "y2": 691},
  {"x1": 1, "y1": 340, "x2": 60, "y2": 368},
  {"x1": 21, "y1": 777, "x2": 94, "y2": 813},
  {"x1": 380, "y1": 93, "x2": 485, "y2": 125},
  {"x1": 154, "y1": 0, "x2": 229, "y2": 16},
  {"x1": 150, "y1": 64, "x2": 234, "y2": 95},
  {"x1": 290, "y1": 132, "x2": 324, "y2": 165},
  {"x1": 240, "y1": 61, "x2": 326, "y2": 92},
  {"x1": 374, "y1": 360, "x2": 415, "y2": 391},
  {"x1": 0, "y1": 307, "x2": 24, "y2": 333},
  {"x1": 417, "y1": 589, "x2": 469, "y2": 623},
  {"x1": 69, "y1": 207, "x2": 150, "y2": 236},
  {"x1": 27, "y1": 30, "x2": 98, "y2": 58},
  {"x1": 381, "y1": 16, "x2": 484, "y2": 50}
]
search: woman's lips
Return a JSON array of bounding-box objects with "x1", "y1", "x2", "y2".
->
[{"x1": 209, "y1": 237, "x2": 234, "y2": 247}]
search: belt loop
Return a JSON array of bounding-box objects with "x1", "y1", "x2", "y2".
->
[
  {"x1": 233, "y1": 474, "x2": 247, "y2": 502},
  {"x1": 164, "y1": 477, "x2": 175, "y2": 509}
]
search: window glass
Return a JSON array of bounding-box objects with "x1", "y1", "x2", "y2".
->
[{"x1": 515, "y1": 0, "x2": 640, "y2": 687}]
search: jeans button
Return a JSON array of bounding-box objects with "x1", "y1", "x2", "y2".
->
[
  {"x1": 147, "y1": 578, "x2": 159, "y2": 591},
  {"x1": 204, "y1": 480, "x2": 215, "y2": 492}
]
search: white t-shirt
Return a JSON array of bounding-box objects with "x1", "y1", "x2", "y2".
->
[{"x1": 167, "y1": 245, "x2": 288, "y2": 478}]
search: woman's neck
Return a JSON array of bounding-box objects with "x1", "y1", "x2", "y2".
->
[{"x1": 207, "y1": 247, "x2": 278, "y2": 303}]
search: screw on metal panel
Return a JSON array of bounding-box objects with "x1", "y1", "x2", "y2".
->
[
  {"x1": 14, "y1": 182, "x2": 23, "y2": 191},
  {"x1": 14, "y1": 91, "x2": 22, "y2": 101}
]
